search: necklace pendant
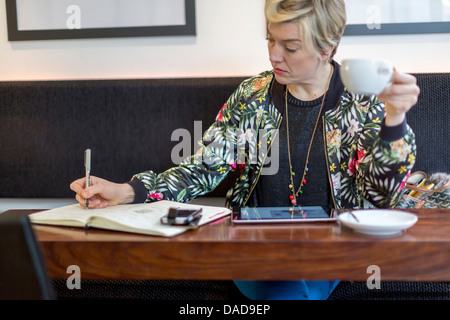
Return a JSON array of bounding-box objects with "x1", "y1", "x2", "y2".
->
[{"x1": 289, "y1": 194, "x2": 297, "y2": 205}]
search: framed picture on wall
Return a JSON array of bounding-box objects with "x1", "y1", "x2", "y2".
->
[
  {"x1": 6, "y1": 0, "x2": 196, "y2": 41},
  {"x1": 344, "y1": 0, "x2": 450, "y2": 35}
]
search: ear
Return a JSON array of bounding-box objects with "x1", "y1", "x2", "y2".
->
[{"x1": 320, "y1": 46, "x2": 335, "y2": 62}]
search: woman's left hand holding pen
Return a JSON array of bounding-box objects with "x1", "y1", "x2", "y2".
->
[{"x1": 70, "y1": 176, "x2": 136, "y2": 209}]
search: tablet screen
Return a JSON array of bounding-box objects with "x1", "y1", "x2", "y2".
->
[{"x1": 232, "y1": 206, "x2": 337, "y2": 224}]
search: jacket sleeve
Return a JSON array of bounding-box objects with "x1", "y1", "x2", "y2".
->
[
  {"x1": 130, "y1": 82, "x2": 247, "y2": 203},
  {"x1": 355, "y1": 97, "x2": 416, "y2": 208}
]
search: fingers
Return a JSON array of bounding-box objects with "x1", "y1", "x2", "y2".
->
[
  {"x1": 82, "y1": 180, "x2": 104, "y2": 199},
  {"x1": 75, "y1": 193, "x2": 89, "y2": 208},
  {"x1": 71, "y1": 175, "x2": 103, "y2": 208},
  {"x1": 378, "y1": 71, "x2": 420, "y2": 112},
  {"x1": 70, "y1": 178, "x2": 88, "y2": 207},
  {"x1": 75, "y1": 189, "x2": 109, "y2": 209},
  {"x1": 382, "y1": 72, "x2": 419, "y2": 99},
  {"x1": 70, "y1": 177, "x2": 86, "y2": 194},
  {"x1": 390, "y1": 70, "x2": 417, "y2": 85},
  {"x1": 70, "y1": 175, "x2": 129, "y2": 209},
  {"x1": 377, "y1": 70, "x2": 420, "y2": 126}
]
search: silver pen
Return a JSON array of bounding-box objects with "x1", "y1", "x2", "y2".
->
[{"x1": 84, "y1": 149, "x2": 91, "y2": 209}]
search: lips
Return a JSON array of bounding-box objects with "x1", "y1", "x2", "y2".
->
[{"x1": 273, "y1": 67, "x2": 287, "y2": 75}]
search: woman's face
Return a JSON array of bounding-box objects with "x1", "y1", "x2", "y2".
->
[{"x1": 267, "y1": 21, "x2": 325, "y2": 86}]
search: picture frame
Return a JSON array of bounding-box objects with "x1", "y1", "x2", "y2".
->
[
  {"x1": 6, "y1": 0, "x2": 196, "y2": 41},
  {"x1": 343, "y1": 0, "x2": 450, "y2": 35}
]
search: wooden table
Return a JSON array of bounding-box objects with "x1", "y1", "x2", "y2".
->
[{"x1": 21, "y1": 208, "x2": 450, "y2": 282}]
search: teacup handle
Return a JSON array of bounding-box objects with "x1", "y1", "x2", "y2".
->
[{"x1": 376, "y1": 60, "x2": 394, "y2": 89}]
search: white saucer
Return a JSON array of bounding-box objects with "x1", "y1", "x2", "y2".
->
[{"x1": 338, "y1": 210, "x2": 418, "y2": 236}]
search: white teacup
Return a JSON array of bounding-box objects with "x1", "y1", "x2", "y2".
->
[{"x1": 340, "y1": 59, "x2": 394, "y2": 95}]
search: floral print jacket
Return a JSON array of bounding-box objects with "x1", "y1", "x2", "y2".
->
[{"x1": 132, "y1": 61, "x2": 416, "y2": 209}]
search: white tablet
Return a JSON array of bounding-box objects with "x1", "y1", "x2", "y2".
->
[{"x1": 231, "y1": 206, "x2": 337, "y2": 224}]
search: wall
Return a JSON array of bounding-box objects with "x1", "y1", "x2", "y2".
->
[{"x1": 1, "y1": 0, "x2": 450, "y2": 81}]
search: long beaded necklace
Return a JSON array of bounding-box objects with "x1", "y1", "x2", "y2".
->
[{"x1": 285, "y1": 65, "x2": 333, "y2": 214}]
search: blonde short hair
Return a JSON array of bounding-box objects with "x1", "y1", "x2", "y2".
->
[{"x1": 265, "y1": 0, "x2": 346, "y2": 61}]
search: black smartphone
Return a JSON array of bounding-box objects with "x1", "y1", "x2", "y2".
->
[{"x1": 161, "y1": 207, "x2": 203, "y2": 226}]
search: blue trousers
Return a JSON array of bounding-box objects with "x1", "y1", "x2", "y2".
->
[{"x1": 233, "y1": 280, "x2": 340, "y2": 300}]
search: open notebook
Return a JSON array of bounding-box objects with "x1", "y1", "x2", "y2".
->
[{"x1": 29, "y1": 200, "x2": 230, "y2": 237}]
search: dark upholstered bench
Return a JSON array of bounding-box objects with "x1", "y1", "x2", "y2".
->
[{"x1": 1, "y1": 73, "x2": 449, "y2": 300}]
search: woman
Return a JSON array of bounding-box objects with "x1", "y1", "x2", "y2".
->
[{"x1": 71, "y1": 0, "x2": 420, "y2": 300}]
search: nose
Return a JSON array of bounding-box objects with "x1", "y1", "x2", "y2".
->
[{"x1": 268, "y1": 44, "x2": 283, "y2": 65}]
